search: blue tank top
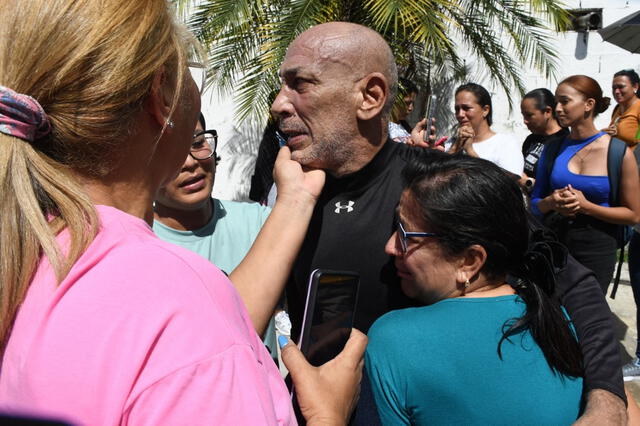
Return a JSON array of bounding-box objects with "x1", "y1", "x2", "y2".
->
[{"x1": 550, "y1": 132, "x2": 610, "y2": 207}]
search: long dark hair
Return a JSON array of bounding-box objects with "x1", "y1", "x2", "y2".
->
[
  {"x1": 455, "y1": 83, "x2": 493, "y2": 126},
  {"x1": 402, "y1": 150, "x2": 583, "y2": 378}
]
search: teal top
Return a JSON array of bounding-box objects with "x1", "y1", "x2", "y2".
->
[
  {"x1": 365, "y1": 295, "x2": 582, "y2": 425},
  {"x1": 153, "y1": 198, "x2": 271, "y2": 274}
]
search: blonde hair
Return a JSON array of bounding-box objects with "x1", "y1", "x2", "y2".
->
[{"x1": 0, "y1": 0, "x2": 191, "y2": 349}]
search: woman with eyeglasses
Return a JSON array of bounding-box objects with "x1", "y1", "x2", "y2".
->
[
  {"x1": 153, "y1": 112, "x2": 268, "y2": 275},
  {"x1": 153, "y1": 112, "x2": 279, "y2": 360},
  {"x1": 0, "y1": 0, "x2": 365, "y2": 424},
  {"x1": 365, "y1": 152, "x2": 583, "y2": 425}
]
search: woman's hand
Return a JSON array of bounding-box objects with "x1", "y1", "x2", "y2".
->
[
  {"x1": 230, "y1": 146, "x2": 325, "y2": 335},
  {"x1": 565, "y1": 185, "x2": 593, "y2": 215},
  {"x1": 601, "y1": 123, "x2": 617, "y2": 137},
  {"x1": 450, "y1": 125, "x2": 475, "y2": 154},
  {"x1": 548, "y1": 187, "x2": 580, "y2": 217},
  {"x1": 273, "y1": 146, "x2": 325, "y2": 204},
  {"x1": 281, "y1": 329, "x2": 367, "y2": 425}
]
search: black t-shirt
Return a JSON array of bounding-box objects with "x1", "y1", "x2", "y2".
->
[
  {"x1": 287, "y1": 141, "x2": 422, "y2": 336},
  {"x1": 522, "y1": 128, "x2": 569, "y2": 178},
  {"x1": 287, "y1": 140, "x2": 624, "y2": 402}
]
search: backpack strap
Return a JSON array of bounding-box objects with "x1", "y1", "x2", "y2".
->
[
  {"x1": 607, "y1": 137, "x2": 626, "y2": 206},
  {"x1": 607, "y1": 137, "x2": 628, "y2": 299}
]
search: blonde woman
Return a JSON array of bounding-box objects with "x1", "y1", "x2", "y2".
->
[{"x1": 0, "y1": 0, "x2": 364, "y2": 424}]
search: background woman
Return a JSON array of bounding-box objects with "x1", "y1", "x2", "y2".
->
[
  {"x1": 520, "y1": 88, "x2": 569, "y2": 191},
  {"x1": 531, "y1": 75, "x2": 640, "y2": 292},
  {"x1": 448, "y1": 83, "x2": 523, "y2": 176},
  {"x1": 604, "y1": 69, "x2": 640, "y2": 147},
  {"x1": 0, "y1": 0, "x2": 364, "y2": 423},
  {"x1": 366, "y1": 153, "x2": 583, "y2": 425}
]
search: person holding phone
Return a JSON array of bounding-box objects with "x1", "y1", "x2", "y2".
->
[
  {"x1": 366, "y1": 153, "x2": 583, "y2": 424},
  {"x1": 448, "y1": 83, "x2": 524, "y2": 176},
  {"x1": 0, "y1": 1, "x2": 365, "y2": 424}
]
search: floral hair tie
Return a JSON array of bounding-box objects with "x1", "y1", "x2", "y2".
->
[{"x1": 0, "y1": 85, "x2": 51, "y2": 142}]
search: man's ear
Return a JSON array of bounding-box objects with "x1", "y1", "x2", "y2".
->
[
  {"x1": 146, "y1": 66, "x2": 173, "y2": 128},
  {"x1": 356, "y1": 72, "x2": 388, "y2": 120},
  {"x1": 455, "y1": 244, "x2": 487, "y2": 285}
]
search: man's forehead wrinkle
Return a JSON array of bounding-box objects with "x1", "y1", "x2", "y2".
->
[{"x1": 296, "y1": 32, "x2": 362, "y2": 75}]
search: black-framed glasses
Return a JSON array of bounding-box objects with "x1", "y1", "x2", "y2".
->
[
  {"x1": 190, "y1": 130, "x2": 217, "y2": 160},
  {"x1": 396, "y1": 221, "x2": 438, "y2": 253}
]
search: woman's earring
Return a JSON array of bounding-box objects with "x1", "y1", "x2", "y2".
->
[
  {"x1": 464, "y1": 279, "x2": 471, "y2": 290},
  {"x1": 167, "y1": 120, "x2": 174, "y2": 129}
]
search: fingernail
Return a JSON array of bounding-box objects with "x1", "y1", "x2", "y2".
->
[{"x1": 278, "y1": 335, "x2": 289, "y2": 349}]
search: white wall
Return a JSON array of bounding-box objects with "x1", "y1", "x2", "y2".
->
[
  {"x1": 200, "y1": 89, "x2": 267, "y2": 201},
  {"x1": 485, "y1": 0, "x2": 640, "y2": 141}
]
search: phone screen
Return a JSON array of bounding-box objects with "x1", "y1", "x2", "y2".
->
[
  {"x1": 298, "y1": 270, "x2": 360, "y2": 367},
  {"x1": 290, "y1": 270, "x2": 359, "y2": 424}
]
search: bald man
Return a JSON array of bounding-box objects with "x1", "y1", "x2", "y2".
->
[{"x1": 271, "y1": 22, "x2": 626, "y2": 422}]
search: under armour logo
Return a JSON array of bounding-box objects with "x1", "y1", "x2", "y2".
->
[{"x1": 334, "y1": 201, "x2": 355, "y2": 213}]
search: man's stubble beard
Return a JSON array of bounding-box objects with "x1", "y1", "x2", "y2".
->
[{"x1": 292, "y1": 129, "x2": 355, "y2": 176}]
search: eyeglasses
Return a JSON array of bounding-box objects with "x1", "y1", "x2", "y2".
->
[
  {"x1": 396, "y1": 221, "x2": 438, "y2": 254},
  {"x1": 188, "y1": 61, "x2": 206, "y2": 95},
  {"x1": 190, "y1": 130, "x2": 218, "y2": 160}
]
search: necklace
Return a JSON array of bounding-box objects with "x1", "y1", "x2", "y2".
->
[{"x1": 574, "y1": 141, "x2": 595, "y2": 164}]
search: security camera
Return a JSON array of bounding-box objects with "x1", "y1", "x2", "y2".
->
[{"x1": 573, "y1": 12, "x2": 601, "y2": 31}]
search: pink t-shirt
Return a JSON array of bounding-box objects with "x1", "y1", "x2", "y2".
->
[{"x1": 0, "y1": 205, "x2": 295, "y2": 425}]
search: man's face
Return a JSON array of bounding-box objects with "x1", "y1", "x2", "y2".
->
[{"x1": 271, "y1": 35, "x2": 359, "y2": 172}]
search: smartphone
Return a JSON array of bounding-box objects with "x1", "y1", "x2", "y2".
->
[
  {"x1": 298, "y1": 269, "x2": 360, "y2": 366},
  {"x1": 290, "y1": 270, "x2": 360, "y2": 423},
  {"x1": 423, "y1": 94, "x2": 437, "y2": 145}
]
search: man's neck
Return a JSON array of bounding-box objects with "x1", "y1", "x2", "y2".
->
[
  {"x1": 154, "y1": 198, "x2": 214, "y2": 231},
  {"x1": 328, "y1": 133, "x2": 387, "y2": 178}
]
